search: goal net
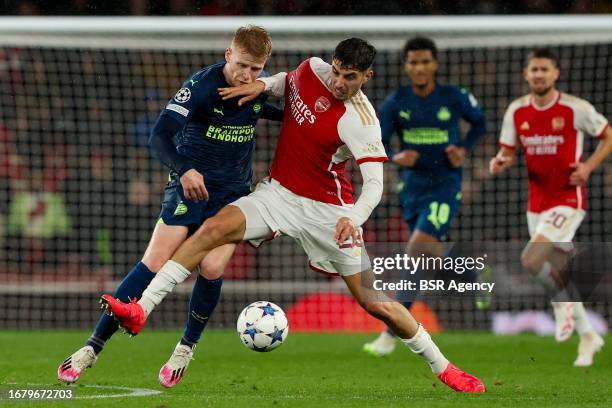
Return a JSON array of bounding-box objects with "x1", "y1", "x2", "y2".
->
[{"x1": 0, "y1": 16, "x2": 610, "y2": 332}]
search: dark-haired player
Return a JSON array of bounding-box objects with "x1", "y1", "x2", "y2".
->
[
  {"x1": 102, "y1": 38, "x2": 485, "y2": 393},
  {"x1": 58, "y1": 25, "x2": 282, "y2": 388},
  {"x1": 490, "y1": 48, "x2": 610, "y2": 366},
  {"x1": 364, "y1": 37, "x2": 486, "y2": 357}
]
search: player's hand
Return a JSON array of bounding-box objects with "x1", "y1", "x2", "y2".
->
[
  {"x1": 569, "y1": 162, "x2": 591, "y2": 186},
  {"x1": 392, "y1": 150, "x2": 419, "y2": 167},
  {"x1": 445, "y1": 145, "x2": 466, "y2": 167},
  {"x1": 218, "y1": 80, "x2": 265, "y2": 106},
  {"x1": 180, "y1": 169, "x2": 209, "y2": 202},
  {"x1": 489, "y1": 154, "x2": 513, "y2": 176},
  {"x1": 335, "y1": 217, "x2": 359, "y2": 246}
]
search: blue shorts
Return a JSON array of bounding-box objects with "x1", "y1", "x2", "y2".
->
[
  {"x1": 401, "y1": 187, "x2": 462, "y2": 241},
  {"x1": 158, "y1": 176, "x2": 250, "y2": 235}
]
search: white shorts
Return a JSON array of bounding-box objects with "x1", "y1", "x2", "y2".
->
[
  {"x1": 527, "y1": 206, "x2": 585, "y2": 248},
  {"x1": 230, "y1": 179, "x2": 370, "y2": 276}
]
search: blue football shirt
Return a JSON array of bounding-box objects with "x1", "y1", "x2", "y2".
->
[{"x1": 161, "y1": 63, "x2": 278, "y2": 192}]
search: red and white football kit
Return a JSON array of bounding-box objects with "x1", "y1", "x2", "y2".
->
[
  {"x1": 499, "y1": 92, "x2": 609, "y2": 241},
  {"x1": 231, "y1": 57, "x2": 387, "y2": 275}
]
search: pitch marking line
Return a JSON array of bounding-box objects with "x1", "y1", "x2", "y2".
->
[{"x1": 74, "y1": 384, "x2": 163, "y2": 399}]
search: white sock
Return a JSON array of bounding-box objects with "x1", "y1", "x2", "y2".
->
[
  {"x1": 401, "y1": 325, "x2": 449, "y2": 374},
  {"x1": 536, "y1": 263, "x2": 578, "y2": 301},
  {"x1": 139, "y1": 260, "x2": 191, "y2": 317},
  {"x1": 572, "y1": 302, "x2": 594, "y2": 337}
]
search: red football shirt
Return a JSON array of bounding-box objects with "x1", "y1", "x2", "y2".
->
[
  {"x1": 499, "y1": 92, "x2": 608, "y2": 213},
  {"x1": 262, "y1": 58, "x2": 387, "y2": 206}
]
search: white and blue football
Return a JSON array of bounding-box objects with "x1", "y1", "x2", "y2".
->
[{"x1": 236, "y1": 301, "x2": 289, "y2": 352}]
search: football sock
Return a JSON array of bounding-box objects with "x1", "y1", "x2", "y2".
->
[
  {"x1": 86, "y1": 261, "x2": 155, "y2": 354},
  {"x1": 180, "y1": 275, "x2": 223, "y2": 348},
  {"x1": 401, "y1": 324, "x2": 449, "y2": 374},
  {"x1": 445, "y1": 243, "x2": 478, "y2": 284},
  {"x1": 572, "y1": 302, "x2": 594, "y2": 336},
  {"x1": 139, "y1": 260, "x2": 191, "y2": 317},
  {"x1": 535, "y1": 262, "x2": 562, "y2": 293}
]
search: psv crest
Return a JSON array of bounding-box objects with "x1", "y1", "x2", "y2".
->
[
  {"x1": 552, "y1": 116, "x2": 565, "y2": 130},
  {"x1": 314, "y1": 96, "x2": 331, "y2": 113}
]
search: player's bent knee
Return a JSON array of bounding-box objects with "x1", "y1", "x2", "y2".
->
[
  {"x1": 199, "y1": 215, "x2": 242, "y2": 245},
  {"x1": 199, "y1": 260, "x2": 226, "y2": 280},
  {"x1": 520, "y1": 251, "x2": 543, "y2": 275},
  {"x1": 198, "y1": 217, "x2": 229, "y2": 242}
]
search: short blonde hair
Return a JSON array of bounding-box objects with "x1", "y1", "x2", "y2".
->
[{"x1": 232, "y1": 25, "x2": 272, "y2": 59}]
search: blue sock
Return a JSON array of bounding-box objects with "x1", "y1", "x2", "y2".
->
[
  {"x1": 444, "y1": 244, "x2": 477, "y2": 283},
  {"x1": 86, "y1": 261, "x2": 155, "y2": 354},
  {"x1": 180, "y1": 275, "x2": 223, "y2": 348},
  {"x1": 387, "y1": 264, "x2": 423, "y2": 336}
]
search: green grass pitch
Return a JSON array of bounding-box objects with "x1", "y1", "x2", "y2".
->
[{"x1": 0, "y1": 330, "x2": 609, "y2": 407}]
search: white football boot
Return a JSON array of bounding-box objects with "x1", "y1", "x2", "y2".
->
[
  {"x1": 159, "y1": 343, "x2": 194, "y2": 388},
  {"x1": 57, "y1": 346, "x2": 97, "y2": 384},
  {"x1": 574, "y1": 331, "x2": 605, "y2": 367},
  {"x1": 363, "y1": 331, "x2": 396, "y2": 357},
  {"x1": 552, "y1": 302, "x2": 575, "y2": 342}
]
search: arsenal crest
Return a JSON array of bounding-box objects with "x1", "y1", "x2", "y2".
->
[
  {"x1": 315, "y1": 96, "x2": 331, "y2": 113},
  {"x1": 552, "y1": 116, "x2": 565, "y2": 131}
]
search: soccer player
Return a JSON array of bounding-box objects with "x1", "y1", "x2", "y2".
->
[
  {"x1": 490, "y1": 48, "x2": 611, "y2": 366},
  {"x1": 57, "y1": 25, "x2": 282, "y2": 387},
  {"x1": 363, "y1": 37, "x2": 486, "y2": 357},
  {"x1": 101, "y1": 38, "x2": 485, "y2": 393}
]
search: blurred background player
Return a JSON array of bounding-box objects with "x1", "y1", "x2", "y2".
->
[
  {"x1": 490, "y1": 48, "x2": 611, "y2": 366},
  {"x1": 57, "y1": 25, "x2": 282, "y2": 387},
  {"x1": 363, "y1": 37, "x2": 486, "y2": 357}
]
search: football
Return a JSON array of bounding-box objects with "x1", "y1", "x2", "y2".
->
[{"x1": 236, "y1": 301, "x2": 289, "y2": 352}]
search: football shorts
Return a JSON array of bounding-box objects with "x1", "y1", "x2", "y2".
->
[
  {"x1": 159, "y1": 175, "x2": 249, "y2": 234},
  {"x1": 230, "y1": 179, "x2": 370, "y2": 276},
  {"x1": 402, "y1": 187, "x2": 462, "y2": 241},
  {"x1": 527, "y1": 205, "x2": 585, "y2": 246}
]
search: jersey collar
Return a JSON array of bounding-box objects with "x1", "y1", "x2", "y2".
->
[{"x1": 530, "y1": 90, "x2": 560, "y2": 111}]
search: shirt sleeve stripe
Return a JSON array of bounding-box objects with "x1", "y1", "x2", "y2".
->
[
  {"x1": 356, "y1": 95, "x2": 376, "y2": 125},
  {"x1": 498, "y1": 141, "x2": 517, "y2": 149},
  {"x1": 356, "y1": 156, "x2": 388, "y2": 165},
  {"x1": 350, "y1": 94, "x2": 376, "y2": 126},
  {"x1": 595, "y1": 122, "x2": 609, "y2": 139},
  {"x1": 350, "y1": 97, "x2": 369, "y2": 126}
]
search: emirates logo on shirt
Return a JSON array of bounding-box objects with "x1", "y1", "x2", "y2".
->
[
  {"x1": 314, "y1": 96, "x2": 331, "y2": 113},
  {"x1": 520, "y1": 134, "x2": 564, "y2": 155},
  {"x1": 552, "y1": 116, "x2": 565, "y2": 131}
]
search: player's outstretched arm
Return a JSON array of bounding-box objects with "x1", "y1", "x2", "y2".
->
[
  {"x1": 489, "y1": 145, "x2": 516, "y2": 176},
  {"x1": 219, "y1": 72, "x2": 287, "y2": 105},
  {"x1": 218, "y1": 81, "x2": 265, "y2": 106},
  {"x1": 570, "y1": 126, "x2": 612, "y2": 185}
]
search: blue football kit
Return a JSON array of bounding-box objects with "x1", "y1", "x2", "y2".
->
[
  {"x1": 151, "y1": 62, "x2": 282, "y2": 232},
  {"x1": 381, "y1": 83, "x2": 485, "y2": 240}
]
